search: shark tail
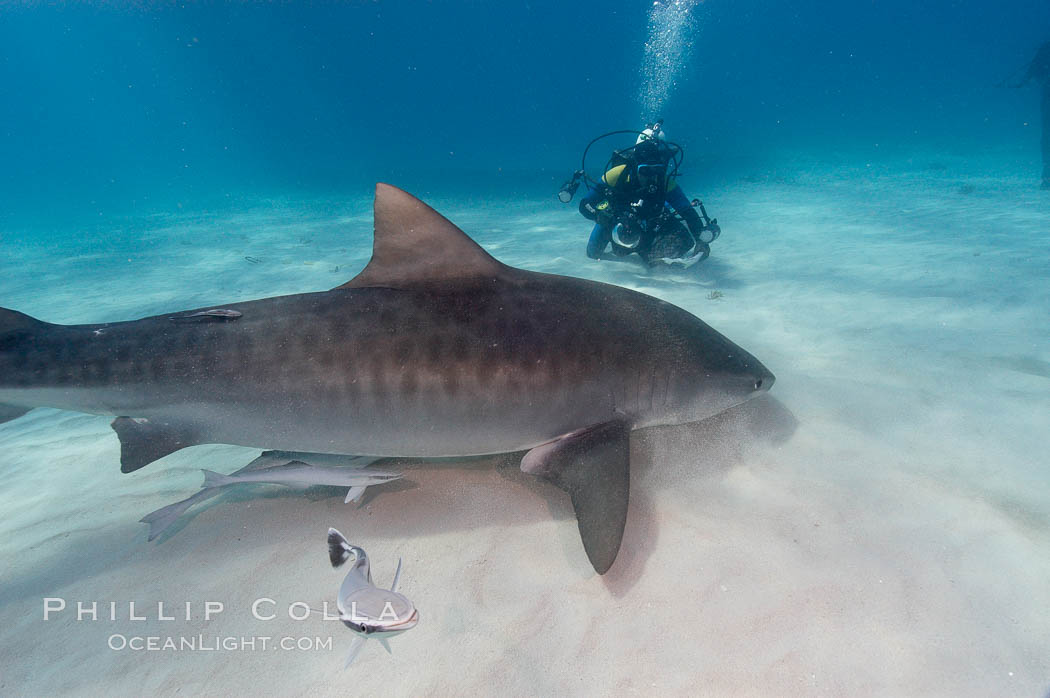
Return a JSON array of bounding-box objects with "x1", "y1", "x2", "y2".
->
[
  {"x1": 0, "y1": 307, "x2": 47, "y2": 422},
  {"x1": 328, "y1": 528, "x2": 354, "y2": 568}
]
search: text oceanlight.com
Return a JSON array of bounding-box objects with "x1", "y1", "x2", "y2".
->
[{"x1": 107, "y1": 635, "x2": 333, "y2": 652}]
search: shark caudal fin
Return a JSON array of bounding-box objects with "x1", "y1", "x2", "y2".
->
[
  {"x1": 0, "y1": 308, "x2": 46, "y2": 423},
  {"x1": 520, "y1": 420, "x2": 631, "y2": 575},
  {"x1": 328, "y1": 528, "x2": 354, "y2": 568}
]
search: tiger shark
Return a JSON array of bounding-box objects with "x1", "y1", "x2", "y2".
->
[{"x1": 0, "y1": 183, "x2": 774, "y2": 573}]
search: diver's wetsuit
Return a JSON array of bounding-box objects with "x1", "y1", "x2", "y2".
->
[
  {"x1": 1020, "y1": 41, "x2": 1050, "y2": 187},
  {"x1": 579, "y1": 165, "x2": 703, "y2": 260}
]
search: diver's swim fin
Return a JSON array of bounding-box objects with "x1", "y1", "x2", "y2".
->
[{"x1": 520, "y1": 420, "x2": 630, "y2": 574}]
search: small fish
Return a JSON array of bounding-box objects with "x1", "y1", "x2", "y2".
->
[
  {"x1": 328, "y1": 529, "x2": 418, "y2": 668},
  {"x1": 168, "y1": 309, "x2": 243, "y2": 323},
  {"x1": 244, "y1": 255, "x2": 262, "y2": 264},
  {"x1": 140, "y1": 452, "x2": 384, "y2": 541},
  {"x1": 200, "y1": 462, "x2": 400, "y2": 503}
]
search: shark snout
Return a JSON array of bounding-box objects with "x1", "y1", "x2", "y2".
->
[{"x1": 753, "y1": 367, "x2": 775, "y2": 394}]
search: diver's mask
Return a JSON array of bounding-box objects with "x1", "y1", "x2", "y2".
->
[{"x1": 636, "y1": 163, "x2": 666, "y2": 193}]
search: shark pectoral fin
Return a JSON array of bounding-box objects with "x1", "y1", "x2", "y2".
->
[
  {"x1": 520, "y1": 420, "x2": 631, "y2": 575},
  {"x1": 378, "y1": 638, "x2": 393, "y2": 654},
  {"x1": 0, "y1": 404, "x2": 31, "y2": 425},
  {"x1": 111, "y1": 417, "x2": 202, "y2": 474},
  {"x1": 344, "y1": 486, "x2": 366, "y2": 504}
]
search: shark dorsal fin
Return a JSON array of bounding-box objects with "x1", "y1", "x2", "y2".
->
[{"x1": 337, "y1": 183, "x2": 509, "y2": 290}]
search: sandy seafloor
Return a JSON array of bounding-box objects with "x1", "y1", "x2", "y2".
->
[{"x1": 1, "y1": 156, "x2": 1049, "y2": 697}]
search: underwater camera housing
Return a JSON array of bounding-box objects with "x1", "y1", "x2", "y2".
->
[{"x1": 610, "y1": 220, "x2": 641, "y2": 249}]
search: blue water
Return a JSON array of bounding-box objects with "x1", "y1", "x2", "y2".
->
[
  {"x1": 2, "y1": 2, "x2": 1050, "y2": 695},
  {"x1": 2, "y1": 1, "x2": 1048, "y2": 227}
]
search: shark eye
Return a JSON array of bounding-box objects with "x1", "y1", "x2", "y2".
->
[{"x1": 754, "y1": 379, "x2": 763, "y2": 390}]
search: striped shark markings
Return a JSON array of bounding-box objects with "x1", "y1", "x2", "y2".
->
[{"x1": 0, "y1": 184, "x2": 775, "y2": 573}]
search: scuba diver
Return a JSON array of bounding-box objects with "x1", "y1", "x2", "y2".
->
[
  {"x1": 1007, "y1": 41, "x2": 1050, "y2": 189},
  {"x1": 557, "y1": 121, "x2": 720, "y2": 267}
]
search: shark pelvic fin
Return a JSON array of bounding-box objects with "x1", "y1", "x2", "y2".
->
[
  {"x1": 336, "y1": 183, "x2": 510, "y2": 291},
  {"x1": 521, "y1": 420, "x2": 631, "y2": 575},
  {"x1": 111, "y1": 417, "x2": 203, "y2": 473}
]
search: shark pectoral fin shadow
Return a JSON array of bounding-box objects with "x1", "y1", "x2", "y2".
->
[
  {"x1": 521, "y1": 420, "x2": 630, "y2": 575},
  {"x1": 111, "y1": 417, "x2": 203, "y2": 473}
]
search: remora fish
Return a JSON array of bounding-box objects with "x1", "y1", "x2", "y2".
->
[
  {"x1": 199, "y1": 461, "x2": 399, "y2": 501},
  {"x1": 0, "y1": 183, "x2": 775, "y2": 573},
  {"x1": 140, "y1": 451, "x2": 382, "y2": 542},
  {"x1": 327, "y1": 528, "x2": 418, "y2": 668}
]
